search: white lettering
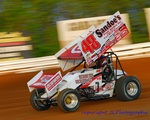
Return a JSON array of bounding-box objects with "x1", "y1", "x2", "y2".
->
[{"x1": 0, "y1": 45, "x2": 32, "y2": 53}]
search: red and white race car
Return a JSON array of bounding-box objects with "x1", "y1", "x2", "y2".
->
[{"x1": 27, "y1": 11, "x2": 141, "y2": 112}]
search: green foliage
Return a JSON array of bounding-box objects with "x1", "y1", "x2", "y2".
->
[{"x1": 0, "y1": 0, "x2": 149, "y2": 57}]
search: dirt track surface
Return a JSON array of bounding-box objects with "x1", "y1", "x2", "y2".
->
[{"x1": 0, "y1": 57, "x2": 150, "y2": 120}]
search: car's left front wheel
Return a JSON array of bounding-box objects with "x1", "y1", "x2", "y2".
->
[{"x1": 58, "y1": 89, "x2": 80, "y2": 112}]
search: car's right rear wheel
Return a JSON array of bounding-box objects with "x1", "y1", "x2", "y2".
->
[{"x1": 115, "y1": 76, "x2": 141, "y2": 101}]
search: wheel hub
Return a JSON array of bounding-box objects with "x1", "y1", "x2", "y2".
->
[
  {"x1": 126, "y1": 82, "x2": 138, "y2": 96},
  {"x1": 65, "y1": 97, "x2": 72, "y2": 104},
  {"x1": 64, "y1": 93, "x2": 78, "y2": 108}
]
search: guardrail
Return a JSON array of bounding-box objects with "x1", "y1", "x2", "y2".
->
[
  {"x1": 0, "y1": 42, "x2": 150, "y2": 74},
  {"x1": 0, "y1": 56, "x2": 59, "y2": 74},
  {"x1": 110, "y1": 42, "x2": 150, "y2": 60}
]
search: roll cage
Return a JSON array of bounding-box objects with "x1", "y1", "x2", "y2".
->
[{"x1": 70, "y1": 51, "x2": 126, "y2": 81}]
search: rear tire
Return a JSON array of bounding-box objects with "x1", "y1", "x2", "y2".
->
[
  {"x1": 115, "y1": 76, "x2": 141, "y2": 101},
  {"x1": 30, "y1": 89, "x2": 51, "y2": 111},
  {"x1": 58, "y1": 89, "x2": 80, "y2": 112}
]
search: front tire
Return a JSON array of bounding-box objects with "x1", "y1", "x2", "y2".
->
[
  {"x1": 115, "y1": 76, "x2": 141, "y2": 101},
  {"x1": 30, "y1": 89, "x2": 51, "y2": 111},
  {"x1": 58, "y1": 89, "x2": 80, "y2": 112}
]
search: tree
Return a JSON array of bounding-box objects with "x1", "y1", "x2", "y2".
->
[{"x1": 0, "y1": 0, "x2": 149, "y2": 57}]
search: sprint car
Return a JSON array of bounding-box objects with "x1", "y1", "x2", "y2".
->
[{"x1": 27, "y1": 11, "x2": 141, "y2": 112}]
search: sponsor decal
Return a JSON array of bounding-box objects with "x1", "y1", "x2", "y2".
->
[
  {"x1": 75, "y1": 74, "x2": 93, "y2": 84},
  {"x1": 30, "y1": 74, "x2": 53, "y2": 88},
  {"x1": 95, "y1": 15, "x2": 121, "y2": 38},
  {"x1": 45, "y1": 72, "x2": 62, "y2": 91},
  {"x1": 78, "y1": 11, "x2": 129, "y2": 65}
]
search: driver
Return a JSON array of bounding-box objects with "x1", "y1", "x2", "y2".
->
[
  {"x1": 89, "y1": 55, "x2": 107, "y2": 69},
  {"x1": 89, "y1": 55, "x2": 113, "y2": 83}
]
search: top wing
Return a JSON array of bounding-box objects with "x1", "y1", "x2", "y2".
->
[
  {"x1": 78, "y1": 11, "x2": 129, "y2": 65},
  {"x1": 55, "y1": 11, "x2": 129, "y2": 71},
  {"x1": 55, "y1": 25, "x2": 95, "y2": 71}
]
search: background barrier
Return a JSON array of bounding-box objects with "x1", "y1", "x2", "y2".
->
[
  {"x1": 0, "y1": 42, "x2": 150, "y2": 75},
  {"x1": 144, "y1": 8, "x2": 150, "y2": 40},
  {"x1": 57, "y1": 13, "x2": 131, "y2": 48}
]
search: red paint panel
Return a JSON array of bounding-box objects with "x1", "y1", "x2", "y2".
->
[{"x1": 0, "y1": 41, "x2": 26, "y2": 47}]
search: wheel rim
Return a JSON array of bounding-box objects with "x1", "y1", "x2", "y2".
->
[
  {"x1": 126, "y1": 82, "x2": 138, "y2": 96},
  {"x1": 64, "y1": 93, "x2": 78, "y2": 109},
  {"x1": 34, "y1": 92, "x2": 48, "y2": 107}
]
